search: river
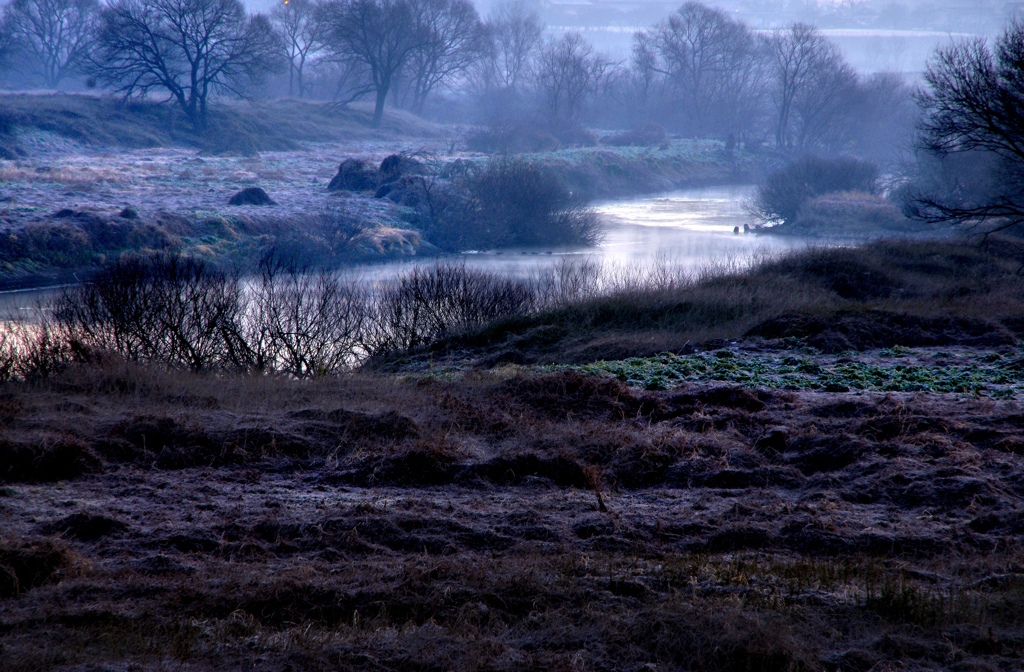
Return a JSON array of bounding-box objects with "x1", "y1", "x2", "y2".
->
[
  {"x1": 0, "y1": 184, "x2": 815, "y2": 317},
  {"x1": 347, "y1": 184, "x2": 811, "y2": 282}
]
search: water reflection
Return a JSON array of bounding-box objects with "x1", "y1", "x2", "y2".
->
[
  {"x1": 0, "y1": 185, "x2": 817, "y2": 315},
  {"x1": 406, "y1": 184, "x2": 813, "y2": 278}
]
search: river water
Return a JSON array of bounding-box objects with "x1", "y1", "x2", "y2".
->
[{"x1": 0, "y1": 185, "x2": 815, "y2": 316}]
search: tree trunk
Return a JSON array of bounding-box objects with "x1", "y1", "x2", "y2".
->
[{"x1": 372, "y1": 86, "x2": 388, "y2": 128}]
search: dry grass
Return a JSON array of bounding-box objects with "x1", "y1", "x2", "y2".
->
[{"x1": 400, "y1": 238, "x2": 1024, "y2": 367}]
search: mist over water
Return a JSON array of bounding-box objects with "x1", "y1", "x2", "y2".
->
[
  {"x1": 0, "y1": 186, "x2": 814, "y2": 316},
  {"x1": 342, "y1": 185, "x2": 814, "y2": 282}
]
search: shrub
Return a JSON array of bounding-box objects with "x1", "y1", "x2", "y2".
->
[
  {"x1": 750, "y1": 156, "x2": 880, "y2": 227},
  {"x1": 427, "y1": 157, "x2": 601, "y2": 250},
  {"x1": 244, "y1": 255, "x2": 370, "y2": 377},
  {"x1": 367, "y1": 262, "x2": 537, "y2": 353},
  {"x1": 55, "y1": 253, "x2": 248, "y2": 372}
]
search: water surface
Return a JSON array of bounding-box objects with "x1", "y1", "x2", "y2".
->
[{"x1": 0, "y1": 185, "x2": 817, "y2": 316}]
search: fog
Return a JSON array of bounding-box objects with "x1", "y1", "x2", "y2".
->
[
  {"x1": 244, "y1": 0, "x2": 1000, "y2": 75},
  {"x1": 0, "y1": 0, "x2": 1021, "y2": 292}
]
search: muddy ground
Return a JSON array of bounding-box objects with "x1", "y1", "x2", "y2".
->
[{"x1": 1, "y1": 349, "x2": 1023, "y2": 671}]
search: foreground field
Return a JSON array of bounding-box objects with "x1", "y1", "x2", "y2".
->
[{"x1": 2, "y1": 353, "x2": 1024, "y2": 671}]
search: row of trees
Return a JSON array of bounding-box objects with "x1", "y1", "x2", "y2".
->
[
  {"x1": 626, "y1": 3, "x2": 914, "y2": 158},
  {"x1": 0, "y1": 0, "x2": 911, "y2": 157},
  {"x1": 0, "y1": 0, "x2": 493, "y2": 130}
]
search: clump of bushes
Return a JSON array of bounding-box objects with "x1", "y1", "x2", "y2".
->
[
  {"x1": 749, "y1": 156, "x2": 880, "y2": 228},
  {"x1": 427, "y1": 156, "x2": 601, "y2": 250},
  {"x1": 35, "y1": 253, "x2": 560, "y2": 377}
]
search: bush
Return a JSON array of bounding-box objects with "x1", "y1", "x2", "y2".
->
[
  {"x1": 367, "y1": 262, "x2": 537, "y2": 353},
  {"x1": 427, "y1": 157, "x2": 601, "y2": 250},
  {"x1": 750, "y1": 156, "x2": 880, "y2": 227},
  {"x1": 56, "y1": 254, "x2": 248, "y2": 372}
]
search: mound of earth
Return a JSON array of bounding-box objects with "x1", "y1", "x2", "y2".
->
[
  {"x1": 228, "y1": 187, "x2": 275, "y2": 206},
  {"x1": 747, "y1": 310, "x2": 1016, "y2": 353},
  {"x1": 327, "y1": 158, "x2": 378, "y2": 192}
]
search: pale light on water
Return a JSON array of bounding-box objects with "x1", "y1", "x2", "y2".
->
[
  {"x1": 591, "y1": 185, "x2": 809, "y2": 267},
  {"x1": 418, "y1": 185, "x2": 814, "y2": 277},
  {"x1": 0, "y1": 185, "x2": 818, "y2": 314}
]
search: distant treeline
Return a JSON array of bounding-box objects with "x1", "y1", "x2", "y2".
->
[{"x1": 0, "y1": 0, "x2": 911, "y2": 161}]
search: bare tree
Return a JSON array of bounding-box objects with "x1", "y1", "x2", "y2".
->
[
  {"x1": 535, "y1": 32, "x2": 612, "y2": 128},
  {"x1": 480, "y1": 0, "x2": 542, "y2": 93},
  {"x1": 849, "y1": 72, "x2": 916, "y2": 166},
  {"x1": 767, "y1": 23, "x2": 854, "y2": 151},
  {"x1": 401, "y1": 0, "x2": 483, "y2": 113},
  {"x1": 790, "y1": 44, "x2": 857, "y2": 151},
  {"x1": 321, "y1": 0, "x2": 421, "y2": 127},
  {"x1": 630, "y1": 30, "x2": 659, "y2": 116},
  {"x1": 271, "y1": 0, "x2": 328, "y2": 97},
  {"x1": 908, "y1": 21, "x2": 1024, "y2": 231},
  {"x1": 92, "y1": 0, "x2": 282, "y2": 133},
  {"x1": 0, "y1": 0, "x2": 99, "y2": 87},
  {"x1": 648, "y1": 2, "x2": 762, "y2": 137}
]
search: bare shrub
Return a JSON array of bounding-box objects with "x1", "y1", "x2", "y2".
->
[
  {"x1": 55, "y1": 254, "x2": 248, "y2": 372},
  {"x1": 10, "y1": 317, "x2": 74, "y2": 380},
  {"x1": 533, "y1": 257, "x2": 605, "y2": 307},
  {"x1": 366, "y1": 262, "x2": 537, "y2": 353},
  {"x1": 246, "y1": 255, "x2": 370, "y2": 377}
]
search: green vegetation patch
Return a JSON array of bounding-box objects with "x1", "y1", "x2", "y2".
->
[{"x1": 562, "y1": 347, "x2": 1024, "y2": 396}]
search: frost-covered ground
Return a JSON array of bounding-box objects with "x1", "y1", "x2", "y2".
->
[{"x1": 0, "y1": 129, "x2": 450, "y2": 226}]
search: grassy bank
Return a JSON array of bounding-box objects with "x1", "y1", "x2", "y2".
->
[
  {"x1": 0, "y1": 93, "x2": 444, "y2": 157},
  {"x1": 390, "y1": 238, "x2": 1024, "y2": 369},
  {"x1": 519, "y1": 139, "x2": 765, "y2": 201}
]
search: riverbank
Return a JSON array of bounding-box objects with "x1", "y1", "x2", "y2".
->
[{"x1": 0, "y1": 93, "x2": 772, "y2": 290}]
